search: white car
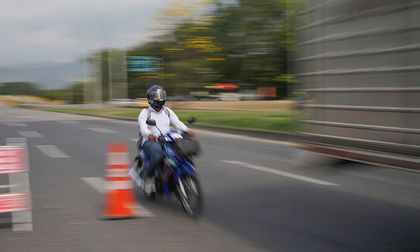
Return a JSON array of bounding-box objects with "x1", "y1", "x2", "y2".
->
[
  {"x1": 109, "y1": 99, "x2": 138, "y2": 108},
  {"x1": 216, "y1": 93, "x2": 241, "y2": 101}
]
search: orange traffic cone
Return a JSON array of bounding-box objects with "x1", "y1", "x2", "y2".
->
[{"x1": 103, "y1": 142, "x2": 136, "y2": 219}]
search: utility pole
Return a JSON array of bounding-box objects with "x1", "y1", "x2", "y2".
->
[
  {"x1": 95, "y1": 53, "x2": 103, "y2": 105},
  {"x1": 108, "y1": 50, "x2": 113, "y2": 101},
  {"x1": 82, "y1": 54, "x2": 89, "y2": 105},
  {"x1": 121, "y1": 50, "x2": 128, "y2": 99}
]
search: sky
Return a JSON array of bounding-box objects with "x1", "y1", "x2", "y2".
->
[{"x1": 0, "y1": 0, "x2": 173, "y2": 66}]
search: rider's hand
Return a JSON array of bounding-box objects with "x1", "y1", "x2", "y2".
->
[
  {"x1": 148, "y1": 134, "x2": 157, "y2": 142},
  {"x1": 187, "y1": 130, "x2": 195, "y2": 139}
]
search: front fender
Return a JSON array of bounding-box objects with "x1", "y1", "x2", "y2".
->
[{"x1": 181, "y1": 161, "x2": 196, "y2": 176}]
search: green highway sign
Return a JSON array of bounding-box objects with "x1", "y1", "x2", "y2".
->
[{"x1": 127, "y1": 56, "x2": 161, "y2": 72}]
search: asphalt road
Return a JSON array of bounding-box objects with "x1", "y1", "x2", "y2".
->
[{"x1": 1, "y1": 103, "x2": 420, "y2": 252}]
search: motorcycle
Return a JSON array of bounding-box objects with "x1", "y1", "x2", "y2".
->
[{"x1": 129, "y1": 117, "x2": 203, "y2": 217}]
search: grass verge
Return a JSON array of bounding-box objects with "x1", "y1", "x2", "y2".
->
[{"x1": 24, "y1": 106, "x2": 299, "y2": 133}]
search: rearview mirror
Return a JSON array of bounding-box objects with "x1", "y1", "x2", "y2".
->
[
  {"x1": 146, "y1": 119, "x2": 156, "y2": 126},
  {"x1": 187, "y1": 117, "x2": 196, "y2": 124}
]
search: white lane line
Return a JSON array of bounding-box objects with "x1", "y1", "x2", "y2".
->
[
  {"x1": 35, "y1": 145, "x2": 70, "y2": 158},
  {"x1": 5, "y1": 138, "x2": 26, "y2": 143},
  {"x1": 6, "y1": 137, "x2": 26, "y2": 145},
  {"x1": 5, "y1": 123, "x2": 28, "y2": 127},
  {"x1": 81, "y1": 177, "x2": 155, "y2": 217},
  {"x1": 0, "y1": 185, "x2": 18, "y2": 189},
  {"x1": 222, "y1": 160, "x2": 339, "y2": 186},
  {"x1": 18, "y1": 131, "x2": 42, "y2": 138},
  {"x1": 59, "y1": 120, "x2": 79, "y2": 124},
  {"x1": 131, "y1": 138, "x2": 138, "y2": 142},
  {"x1": 17, "y1": 116, "x2": 34, "y2": 119},
  {"x1": 81, "y1": 177, "x2": 105, "y2": 193},
  {"x1": 88, "y1": 128, "x2": 117, "y2": 133}
]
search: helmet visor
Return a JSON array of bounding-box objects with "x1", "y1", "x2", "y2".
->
[{"x1": 149, "y1": 88, "x2": 167, "y2": 101}]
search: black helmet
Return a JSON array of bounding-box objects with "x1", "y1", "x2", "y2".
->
[{"x1": 147, "y1": 85, "x2": 167, "y2": 110}]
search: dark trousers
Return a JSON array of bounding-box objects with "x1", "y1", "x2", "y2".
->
[{"x1": 141, "y1": 141, "x2": 163, "y2": 178}]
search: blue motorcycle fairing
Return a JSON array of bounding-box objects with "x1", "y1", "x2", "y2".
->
[{"x1": 139, "y1": 130, "x2": 199, "y2": 199}]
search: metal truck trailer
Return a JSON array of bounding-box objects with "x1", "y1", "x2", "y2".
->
[{"x1": 296, "y1": 0, "x2": 420, "y2": 169}]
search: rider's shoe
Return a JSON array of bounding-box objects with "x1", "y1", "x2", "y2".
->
[{"x1": 144, "y1": 177, "x2": 156, "y2": 194}]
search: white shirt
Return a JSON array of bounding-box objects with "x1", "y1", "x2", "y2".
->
[{"x1": 138, "y1": 106, "x2": 189, "y2": 143}]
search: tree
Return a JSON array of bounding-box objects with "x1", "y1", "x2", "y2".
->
[
  {"x1": 210, "y1": 0, "x2": 297, "y2": 97},
  {"x1": 117, "y1": 0, "x2": 299, "y2": 98},
  {"x1": 0, "y1": 82, "x2": 41, "y2": 95}
]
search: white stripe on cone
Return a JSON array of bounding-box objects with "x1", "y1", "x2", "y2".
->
[
  {"x1": 107, "y1": 152, "x2": 129, "y2": 166},
  {"x1": 107, "y1": 180, "x2": 133, "y2": 190},
  {"x1": 106, "y1": 168, "x2": 130, "y2": 177}
]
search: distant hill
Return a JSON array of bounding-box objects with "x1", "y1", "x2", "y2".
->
[{"x1": 0, "y1": 62, "x2": 86, "y2": 89}]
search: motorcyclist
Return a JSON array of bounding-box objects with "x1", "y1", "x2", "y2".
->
[{"x1": 134, "y1": 85, "x2": 195, "y2": 194}]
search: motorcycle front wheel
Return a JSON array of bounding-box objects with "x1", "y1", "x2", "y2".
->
[{"x1": 177, "y1": 175, "x2": 203, "y2": 217}]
